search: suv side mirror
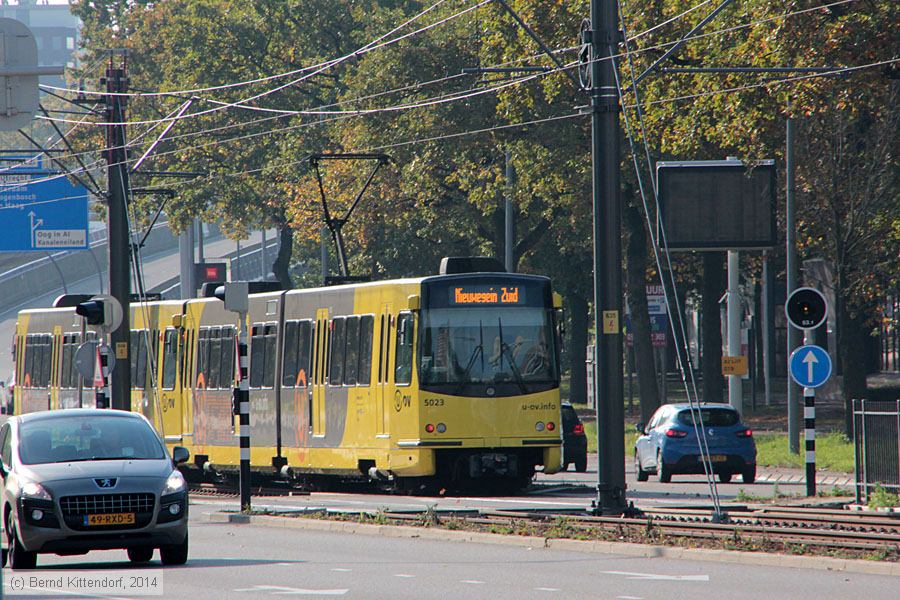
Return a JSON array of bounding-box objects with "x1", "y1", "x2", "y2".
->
[
  {"x1": 635, "y1": 422, "x2": 645, "y2": 435},
  {"x1": 171, "y1": 446, "x2": 190, "y2": 465}
]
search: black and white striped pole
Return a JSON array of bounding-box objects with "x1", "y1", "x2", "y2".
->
[
  {"x1": 97, "y1": 344, "x2": 111, "y2": 409},
  {"x1": 803, "y1": 384, "x2": 816, "y2": 496},
  {"x1": 785, "y1": 288, "x2": 831, "y2": 497},
  {"x1": 236, "y1": 322, "x2": 251, "y2": 511},
  {"x1": 215, "y1": 282, "x2": 251, "y2": 512}
]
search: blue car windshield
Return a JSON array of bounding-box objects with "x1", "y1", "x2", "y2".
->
[
  {"x1": 677, "y1": 409, "x2": 739, "y2": 427},
  {"x1": 19, "y1": 416, "x2": 166, "y2": 464}
]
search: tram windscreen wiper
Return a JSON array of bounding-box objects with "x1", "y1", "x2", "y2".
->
[
  {"x1": 455, "y1": 319, "x2": 484, "y2": 394},
  {"x1": 497, "y1": 317, "x2": 527, "y2": 394}
]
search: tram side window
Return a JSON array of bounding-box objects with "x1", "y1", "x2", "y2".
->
[
  {"x1": 41, "y1": 335, "x2": 52, "y2": 387},
  {"x1": 282, "y1": 320, "x2": 299, "y2": 387},
  {"x1": 395, "y1": 313, "x2": 414, "y2": 385},
  {"x1": 129, "y1": 331, "x2": 140, "y2": 387},
  {"x1": 209, "y1": 328, "x2": 222, "y2": 389},
  {"x1": 263, "y1": 324, "x2": 277, "y2": 388},
  {"x1": 358, "y1": 315, "x2": 374, "y2": 386},
  {"x1": 134, "y1": 332, "x2": 149, "y2": 390},
  {"x1": 60, "y1": 334, "x2": 74, "y2": 389},
  {"x1": 329, "y1": 317, "x2": 346, "y2": 386},
  {"x1": 344, "y1": 316, "x2": 359, "y2": 386},
  {"x1": 197, "y1": 329, "x2": 209, "y2": 388},
  {"x1": 162, "y1": 329, "x2": 179, "y2": 389},
  {"x1": 221, "y1": 327, "x2": 235, "y2": 388},
  {"x1": 249, "y1": 324, "x2": 265, "y2": 388}
]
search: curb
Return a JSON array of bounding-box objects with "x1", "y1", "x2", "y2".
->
[{"x1": 205, "y1": 511, "x2": 900, "y2": 577}]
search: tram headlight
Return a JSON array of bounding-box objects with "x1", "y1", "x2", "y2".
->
[{"x1": 535, "y1": 422, "x2": 545, "y2": 432}]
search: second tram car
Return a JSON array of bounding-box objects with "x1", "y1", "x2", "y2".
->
[{"x1": 12, "y1": 260, "x2": 564, "y2": 492}]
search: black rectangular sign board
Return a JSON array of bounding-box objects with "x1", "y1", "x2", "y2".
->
[{"x1": 657, "y1": 160, "x2": 776, "y2": 251}]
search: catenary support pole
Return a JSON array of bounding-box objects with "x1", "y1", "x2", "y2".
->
[
  {"x1": 179, "y1": 223, "x2": 196, "y2": 299},
  {"x1": 727, "y1": 250, "x2": 742, "y2": 413},
  {"x1": 591, "y1": 0, "x2": 626, "y2": 515},
  {"x1": 762, "y1": 252, "x2": 773, "y2": 406},
  {"x1": 505, "y1": 149, "x2": 515, "y2": 272},
  {"x1": 261, "y1": 229, "x2": 268, "y2": 280},
  {"x1": 105, "y1": 56, "x2": 132, "y2": 411},
  {"x1": 786, "y1": 110, "x2": 800, "y2": 453}
]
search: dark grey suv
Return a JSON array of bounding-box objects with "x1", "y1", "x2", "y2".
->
[{"x1": 0, "y1": 409, "x2": 190, "y2": 569}]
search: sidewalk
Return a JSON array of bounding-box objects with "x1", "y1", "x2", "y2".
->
[{"x1": 755, "y1": 466, "x2": 853, "y2": 487}]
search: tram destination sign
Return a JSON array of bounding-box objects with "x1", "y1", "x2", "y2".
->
[
  {"x1": 0, "y1": 161, "x2": 89, "y2": 252},
  {"x1": 451, "y1": 284, "x2": 525, "y2": 306}
]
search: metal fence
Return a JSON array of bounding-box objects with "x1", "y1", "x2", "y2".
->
[{"x1": 853, "y1": 399, "x2": 900, "y2": 504}]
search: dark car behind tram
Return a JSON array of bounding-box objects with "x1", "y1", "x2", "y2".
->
[{"x1": 561, "y1": 403, "x2": 588, "y2": 472}]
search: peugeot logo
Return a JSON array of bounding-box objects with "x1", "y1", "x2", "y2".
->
[{"x1": 95, "y1": 478, "x2": 117, "y2": 489}]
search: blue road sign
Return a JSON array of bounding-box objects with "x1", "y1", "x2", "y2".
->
[
  {"x1": 0, "y1": 165, "x2": 89, "y2": 252},
  {"x1": 789, "y1": 344, "x2": 832, "y2": 388}
]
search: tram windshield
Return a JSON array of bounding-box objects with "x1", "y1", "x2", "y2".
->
[{"x1": 418, "y1": 307, "x2": 559, "y2": 395}]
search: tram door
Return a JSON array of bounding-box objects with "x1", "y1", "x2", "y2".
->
[
  {"x1": 375, "y1": 305, "x2": 392, "y2": 437},
  {"x1": 159, "y1": 327, "x2": 183, "y2": 443},
  {"x1": 312, "y1": 308, "x2": 329, "y2": 437}
]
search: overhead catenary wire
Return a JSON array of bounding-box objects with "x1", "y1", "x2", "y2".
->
[
  {"x1": 27, "y1": 0, "x2": 864, "y2": 174},
  {"x1": 36, "y1": 0, "x2": 494, "y2": 128},
  {"x1": 616, "y1": 0, "x2": 723, "y2": 515}
]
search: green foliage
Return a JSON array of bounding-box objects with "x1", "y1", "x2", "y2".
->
[{"x1": 868, "y1": 484, "x2": 900, "y2": 509}]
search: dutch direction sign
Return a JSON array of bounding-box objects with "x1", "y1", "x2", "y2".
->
[
  {"x1": 789, "y1": 344, "x2": 832, "y2": 388},
  {"x1": 0, "y1": 162, "x2": 89, "y2": 252}
]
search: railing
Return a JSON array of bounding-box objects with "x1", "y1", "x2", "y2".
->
[{"x1": 853, "y1": 399, "x2": 900, "y2": 504}]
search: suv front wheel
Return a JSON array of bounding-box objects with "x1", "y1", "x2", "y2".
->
[{"x1": 160, "y1": 532, "x2": 189, "y2": 566}]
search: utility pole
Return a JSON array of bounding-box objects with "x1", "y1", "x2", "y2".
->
[
  {"x1": 786, "y1": 110, "x2": 800, "y2": 453},
  {"x1": 590, "y1": 0, "x2": 626, "y2": 514},
  {"x1": 104, "y1": 53, "x2": 131, "y2": 411}
]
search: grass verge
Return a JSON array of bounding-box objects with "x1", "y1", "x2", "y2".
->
[{"x1": 583, "y1": 422, "x2": 854, "y2": 473}]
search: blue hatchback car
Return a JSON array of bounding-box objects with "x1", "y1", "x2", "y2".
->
[{"x1": 634, "y1": 403, "x2": 757, "y2": 484}]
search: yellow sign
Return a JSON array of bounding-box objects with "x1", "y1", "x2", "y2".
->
[
  {"x1": 115, "y1": 342, "x2": 128, "y2": 359},
  {"x1": 722, "y1": 355, "x2": 748, "y2": 376},
  {"x1": 602, "y1": 310, "x2": 619, "y2": 335}
]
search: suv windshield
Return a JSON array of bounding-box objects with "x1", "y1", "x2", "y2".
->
[
  {"x1": 19, "y1": 415, "x2": 166, "y2": 464},
  {"x1": 419, "y1": 307, "x2": 558, "y2": 390},
  {"x1": 677, "y1": 409, "x2": 740, "y2": 427}
]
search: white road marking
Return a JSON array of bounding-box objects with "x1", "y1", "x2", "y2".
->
[
  {"x1": 331, "y1": 568, "x2": 352, "y2": 572},
  {"x1": 617, "y1": 596, "x2": 645, "y2": 599},
  {"x1": 393, "y1": 574, "x2": 416, "y2": 578},
  {"x1": 461, "y1": 580, "x2": 485, "y2": 584},
  {"x1": 535, "y1": 587, "x2": 561, "y2": 592},
  {"x1": 602, "y1": 571, "x2": 709, "y2": 582},
  {"x1": 234, "y1": 585, "x2": 348, "y2": 595}
]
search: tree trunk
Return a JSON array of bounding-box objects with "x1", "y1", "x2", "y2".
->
[
  {"x1": 837, "y1": 295, "x2": 869, "y2": 437},
  {"x1": 271, "y1": 225, "x2": 294, "y2": 289},
  {"x1": 568, "y1": 293, "x2": 589, "y2": 405},
  {"x1": 701, "y1": 252, "x2": 725, "y2": 402},
  {"x1": 624, "y1": 202, "x2": 659, "y2": 423}
]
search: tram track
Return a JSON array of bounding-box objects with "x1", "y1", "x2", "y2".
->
[{"x1": 189, "y1": 480, "x2": 900, "y2": 555}]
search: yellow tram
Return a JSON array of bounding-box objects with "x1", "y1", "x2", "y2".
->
[{"x1": 12, "y1": 260, "x2": 564, "y2": 492}]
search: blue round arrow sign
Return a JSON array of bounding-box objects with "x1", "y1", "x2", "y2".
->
[{"x1": 789, "y1": 345, "x2": 832, "y2": 388}]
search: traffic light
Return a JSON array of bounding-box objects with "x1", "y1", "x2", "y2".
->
[
  {"x1": 785, "y1": 287, "x2": 828, "y2": 330},
  {"x1": 75, "y1": 300, "x2": 105, "y2": 326},
  {"x1": 194, "y1": 262, "x2": 227, "y2": 286},
  {"x1": 74, "y1": 295, "x2": 124, "y2": 331}
]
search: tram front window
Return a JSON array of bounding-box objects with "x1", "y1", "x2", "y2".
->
[{"x1": 419, "y1": 307, "x2": 558, "y2": 395}]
